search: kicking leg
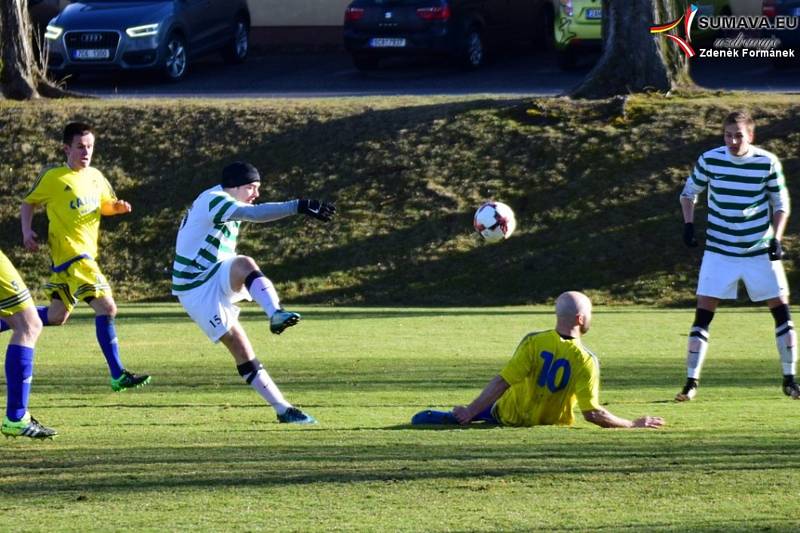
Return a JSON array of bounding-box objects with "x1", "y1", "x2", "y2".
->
[{"x1": 229, "y1": 256, "x2": 300, "y2": 335}]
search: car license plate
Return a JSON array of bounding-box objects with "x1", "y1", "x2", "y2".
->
[
  {"x1": 369, "y1": 38, "x2": 406, "y2": 48},
  {"x1": 585, "y1": 8, "x2": 602, "y2": 19},
  {"x1": 73, "y1": 48, "x2": 110, "y2": 60}
]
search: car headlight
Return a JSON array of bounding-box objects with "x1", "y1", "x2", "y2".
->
[
  {"x1": 125, "y1": 23, "x2": 159, "y2": 38},
  {"x1": 44, "y1": 25, "x2": 63, "y2": 40}
]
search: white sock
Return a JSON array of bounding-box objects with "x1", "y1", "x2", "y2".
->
[
  {"x1": 237, "y1": 358, "x2": 291, "y2": 414},
  {"x1": 247, "y1": 275, "x2": 280, "y2": 318},
  {"x1": 687, "y1": 327, "x2": 709, "y2": 380},
  {"x1": 776, "y1": 321, "x2": 797, "y2": 376}
]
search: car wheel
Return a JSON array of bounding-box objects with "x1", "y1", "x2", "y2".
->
[
  {"x1": 222, "y1": 17, "x2": 249, "y2": 64},
  {"x1": 163, "y1": 33, "x2": 188, "y2": 82},
  {"x1": 461, "y1": 28, "x2": 485, "y2": 69},
  {"x1": 353, "y1": 54, "x2": 379, "y2": 71}
]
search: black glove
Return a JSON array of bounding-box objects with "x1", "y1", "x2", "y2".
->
[
  {"x1": 683, "y1": 222, "x2": 698, "y2": 248},
  {"x1": 298, "y1": 199, "x2": 336, "y2": 222},
  {"x1": 769, "y1": 237, "x2": 783, "y2": 261}
]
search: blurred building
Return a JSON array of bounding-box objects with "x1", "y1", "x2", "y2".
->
[{"x1": 248, "y1": 0, "x2": 349, "y2": 48}]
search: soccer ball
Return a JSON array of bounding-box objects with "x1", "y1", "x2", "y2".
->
[{"x1": 473, "y1": 201, "x2": 516, "y2": 243}]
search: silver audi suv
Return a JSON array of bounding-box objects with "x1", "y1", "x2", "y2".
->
[{"x1": 44, "y1": 0, "x2": 250, "y2": 81}]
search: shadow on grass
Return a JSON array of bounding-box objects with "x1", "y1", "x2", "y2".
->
[
  {"x1": 27, "y1": 355, "x2": 791, "y2": 392},
  {"x1": 1, "y1": 435, "x2": 798, "y2": 496},
  {"x1": 385, "y1": 423, "x2": 501, "y2": 431},
  {"x1": 47, "y1": 306, "x2": 556, "y2": 324}
]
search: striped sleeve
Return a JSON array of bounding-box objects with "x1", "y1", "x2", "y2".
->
[
  {"x1": 680, "y1": 155, "x2": 711, "y2": 201},
  {"x1": 767, "y1": 158, "x2": 790, "y2": 214},
  {"x1": 207, "y1": 194, "x2": 246, "y2": 225},
  {"x1": 690, "y1": 156, "x2": 712, "y2": 188}
]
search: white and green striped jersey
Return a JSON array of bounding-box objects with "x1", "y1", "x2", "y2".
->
[
  {"x1": 172, "y1": 185, "x2": 248, "y2": 294},
  {"x1": 682, "y1": 146, "x2": 790, "y2": 257}
]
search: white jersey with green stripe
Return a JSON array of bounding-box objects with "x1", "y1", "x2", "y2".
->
[
  {"x1": 682, "y1": 145, "x2": 790, "y2": 257},
  {"x1": 172, "y1": 185, "x2": 248, "y2": 294}
]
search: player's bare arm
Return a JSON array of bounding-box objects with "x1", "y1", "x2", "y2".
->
[
  {"x1": 20, "y1": 202, "x2": 39, "y2": 251},
  {"x1": 453, "y1": 375, "x2": 510, "y2": 425},
  {"x1": 582, "y1": 407, "x2": 665, "y2": 429}
]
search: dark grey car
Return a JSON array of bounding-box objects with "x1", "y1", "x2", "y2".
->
[{"x1": 44, "y1": 0, "x2": 250, "y2": 81}]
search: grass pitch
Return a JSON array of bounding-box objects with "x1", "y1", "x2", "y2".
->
[{"x1": 1, "y1": 304, "x2": 799, "y2": 531}]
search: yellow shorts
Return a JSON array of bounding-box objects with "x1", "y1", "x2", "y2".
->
[
  {"x1": 0, "y1": 251, "x2": 34, "y2": 318},
  {"x1": 43, "y1": 258, "x2": 112, "y2": 312}
]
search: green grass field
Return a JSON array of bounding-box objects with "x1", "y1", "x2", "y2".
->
[{"x1": 1, "y1": 304, "x2": 799, "y2": 531}]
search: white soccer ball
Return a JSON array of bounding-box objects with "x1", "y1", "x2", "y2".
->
[{"x1": 473, "y1": 201, "x2": 516, "y2": 243}]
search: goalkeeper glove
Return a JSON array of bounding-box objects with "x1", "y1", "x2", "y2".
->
[
  {"x1": 298, "y1": 199, "x2": 336, "y2": 222},
  {"x1": 683, "y1": 222, "x2": 698, "y2": 248},
  {"x1": 769, "y1": 238, "x2": 784, "y2": 261}
]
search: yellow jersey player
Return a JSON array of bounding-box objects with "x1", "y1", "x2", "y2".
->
[
  {"x1": 19, "y1": 122, "x2": 150, "y2": 392},
  {"x1": 0, "y1": 250, "x2": 57, "y2": 439},
  {"x1": 411, "y1": 291, "x2": 665, "y2": 429}
]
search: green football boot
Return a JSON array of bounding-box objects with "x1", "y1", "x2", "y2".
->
[
  {"x1": 1, "y1": 413, "x2": 58, "y2": 440},
  {"x1": 111, "y1": 370, "x2": 151, "y2": 392}
]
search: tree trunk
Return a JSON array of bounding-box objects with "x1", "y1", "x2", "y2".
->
[
  {"x1": 0, "y1": 0, "x2": 39, "y2": 99},
  {"x1": 0, "y1": 0, "x2": 83, "y2": 100},
  {"x1": 570, "y1": 0, "x2": 695, "y2": 99}
]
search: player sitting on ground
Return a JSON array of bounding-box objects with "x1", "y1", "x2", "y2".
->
[
  {"x1": 172, "y1": 161, "x2": 335, "y2": 424},
  {"x1": 412, "y1": 291, "x2": 665, "y2": 429}
]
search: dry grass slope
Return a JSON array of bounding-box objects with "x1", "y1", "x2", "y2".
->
[{"x1": 1, "y1": 93, "x2": 799, "y2": 305}]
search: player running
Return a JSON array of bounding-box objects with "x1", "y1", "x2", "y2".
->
[
  {"x1": 0, "y1": 250, "x2": 57, "y2": 439},
  {"x1": 172, "y1": 161, "x2": 335, "y2": 424},
  {"x1": 12, "y1": 122, "x2": 150, "y2": 392}
]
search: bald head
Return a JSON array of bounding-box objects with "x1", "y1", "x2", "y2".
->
[{"x1": 555, "y1": 291, "x2": 593, "y2": 336}]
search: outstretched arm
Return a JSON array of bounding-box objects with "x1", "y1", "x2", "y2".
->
[
  {"x1": 229, "y1": 201, "x2": 299, "y2": 223},
  {"x1": 452, "y1": 375, "x2": 510, "y2": 425},
  {"x1": 582, "y1": 407, "x2": 665, "y2": 429},
  {"x1": 101, "y1": 200, "x2": 132, "y2": 216}
]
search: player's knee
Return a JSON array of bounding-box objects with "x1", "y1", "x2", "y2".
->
[
  {"x1": 236, "y1": 255, "x2": 260, "y2": 273},
  {"x1": 692, "y1": 308, "x2": 715, "y2": 329},
  {"x1": 48, "y1": 310, "x2": 69, "y2": 326},
  {"x1": 22, "y1": 315, "x2": 43, "y2": 342},
  {"x1": 88, "y1": 296, "x2": 117, "y2": 317}
]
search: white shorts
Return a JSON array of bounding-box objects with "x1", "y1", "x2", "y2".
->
[
  {"x1": 178, "y1": 257, "x2": 251, "y2": 342},
  {"x1": 697, "y1": 251, "x2": 789, "y2": 301}
]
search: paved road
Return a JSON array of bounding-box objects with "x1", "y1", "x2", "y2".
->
[{"x1": 62, "y1": 50, "x2": 800, "y2": 98}]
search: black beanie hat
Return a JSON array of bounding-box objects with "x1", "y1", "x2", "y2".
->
[{"x1": 221, "y1": 161, "x2": 260, "y2": 188}]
